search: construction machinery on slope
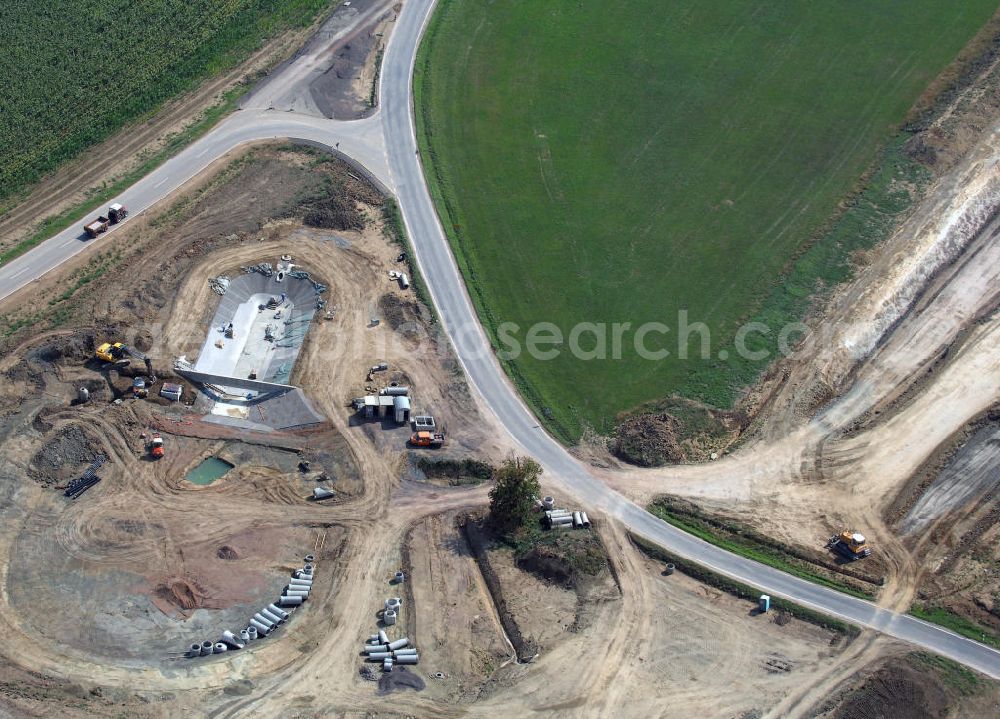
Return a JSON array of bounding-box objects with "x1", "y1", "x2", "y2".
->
[
  {"x1": 96, "y1": 341, "x2": 153, "y2": 376},
  {"x1": 147, "y1": 433, "x2": 165, "y2": 459},
  {"x1": 828, "y1": 529, "x2": 872, "y2": 560}
]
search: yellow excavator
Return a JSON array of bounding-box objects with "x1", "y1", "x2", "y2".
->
[
  {"x1": 96, "y1": 342, "x2": 154, "y2": 381},
  {"x1": 828, "y1": 529, "x2": 872, "y2": 560}
]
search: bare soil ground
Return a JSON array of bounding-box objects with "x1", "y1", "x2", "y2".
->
[{"x1": 813, "y1": 652, "x2": 1000, "y2": 719}]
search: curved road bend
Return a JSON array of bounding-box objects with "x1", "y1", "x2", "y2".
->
[
  {"x1": 0, "y1": 111, "x2": 389, "y2": 305},
  {"x1": 0, "y1": 0, "x2": 996, "y2": 679},
  {"x1": 381, "y1": 0, "x2": 1000, "y2": 678}
]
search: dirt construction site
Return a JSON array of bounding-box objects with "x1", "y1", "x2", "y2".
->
[{"x1": 0, "y1": 6, "x2": 1000, "y2": 719}]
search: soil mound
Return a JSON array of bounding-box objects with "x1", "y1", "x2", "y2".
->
[
  {"x1": 833, "y1": 661, "x2": 949, "y2": 719},
  {"x1": 611, "y1": 413, "x2": 684, "y2": 467},
  {"x1": 154, "y1": 578, "x2": 209, "y2": 611},
  {"x1": 29, "y1": 424, "x2": 102, "y2": 485},
  {"x1": 377, "y1": 667, "x2": 425, "y2": 695},
  {"x1": 216, "y1": 546, "x2": 240, "y2": 560}
]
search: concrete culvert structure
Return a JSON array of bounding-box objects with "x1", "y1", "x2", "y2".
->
[{"x1": 220, "y1": 630, "x2": 244, "y2": 649}]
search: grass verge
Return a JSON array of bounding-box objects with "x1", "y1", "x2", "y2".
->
[
  {"x1": 910, "y1": 605, "x2": 1000, "y2": 650},
  {"x1": 630, "y1": 532, "x2": 859, "y2": 636},
  {"x1": 382, "y1": 198, "x2": 437, "y2": 321},
  {"x1": 909, "y1": 652, "x2": 989, "y2": 695}
]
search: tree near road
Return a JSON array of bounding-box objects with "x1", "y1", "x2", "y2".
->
[{"x1": 488, "y1": 456, "x2": 542, "y2": 536}]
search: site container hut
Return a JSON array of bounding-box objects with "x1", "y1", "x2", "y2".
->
[
  {"x1": 363, "y1": 395, "x2": 378, "y2": 418},
  {"x1": 393, "y1": 395, "x2": 411, "y2": 424},
  {"x1": 377, "y1": 395, "x2": 394, "y2": 418}
]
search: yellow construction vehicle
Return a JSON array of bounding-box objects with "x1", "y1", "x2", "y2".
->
[
  {"x1": 96, "y1": 342, "x2": 129, "y2": 363},
  {"x1": 95, "y1": 341, "x2": 154, "y2": 376},
  {"x1": 828, "y1": 529, "x2": 872, "y2": 560}
]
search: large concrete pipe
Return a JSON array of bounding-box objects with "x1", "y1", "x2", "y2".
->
[
  {"x1": 378, "y1": 629, "x2": 389, "y2": 644},
  {"x1": 364, "y1": 644, "x2": 389, "y2": 654},
  {"x1": 383, "y1": 609, "x2": 397, "y2": 626},
  {"x1": 253, "y1": 613, "x2": 275, "y2": 629},
  {"x1": 200, "y1": 640, "x2": 214, "y2": 656},
  {"x1": 278, "y1": 595, "x2": 304, "y2": 607},
  {"x1": 581, "y1": 512, "x2": 591, "y2": 528},
  {"x1": 188, "y1": 643, "x2": 202, "y2": 658},
  {"x1": 379, "y1": 386, "x2": 409, "y2": 396},
  {"x1": 247, "y1": 626, "x2": 259, "y2": 641},
  {"x1": 240, "y1": 629, "x2": 251, "y2": 644},
  {"x1": 220, "y1": 630, "x2": 244, "y2": 649},
  {"x1": 395, "y1": 654, "x2": 419, "y2": 664},
  {"x1": 288, "y1": 577, "x2": 313, "y2": 587},
  {"x1": 542, "y1": 496, "x2": 555, "y2": 510},
  {"x1": 284, "y1": 587, "x2": 310, "y2": 597},
  {"x1": 387, "y1": 638, "x2": 410, "y2": 651},
  {"x1": 393, "y1": 648, "x2": 418, "y2": 656},
  {"x1": 260, "y1": 609, "x2": 284, "y2": 625},
  {"x1": 250, "y1": 618, "x2": 272, "y2": 635},
  {"x1": 383, "y1": 658, "x2": 393, "y2": 672},
  {"x1": 304, "y1": 554, "x2": 315, "y2": 563},
  {"x1": 213, "y1": 643, "x2": 228, "y2": 654},
  {"x1": 267, "y1": 604, "x2": 289, "y2": 620},
  {"x1": 573, "y1": 511, "x2": 583, "y2": 527},
  {"x1": 365, "y1": 652, "x2": 391, "y2": 661},
  {"x1": 303, "y1": 564, "x2": 314, "y2": 573}
]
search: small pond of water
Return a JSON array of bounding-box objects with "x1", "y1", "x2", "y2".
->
[{"x1": 186, "y1": 457, "x2": 234, "y2": 485}]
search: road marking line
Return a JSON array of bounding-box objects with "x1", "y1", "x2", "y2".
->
[
  {"x1": 10, "y1": 267, "x2": 29, "y2": 279},
  {"x1": 61, "y1": 239, "x2": 76, "y2": 247},
  {"x1": 154, "y1": 177, "x2": 168, "y2": 188}
]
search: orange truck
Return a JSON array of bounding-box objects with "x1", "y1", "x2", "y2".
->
[{"x1": 409, "y1": 431, "x2": 445, "y2": 448}]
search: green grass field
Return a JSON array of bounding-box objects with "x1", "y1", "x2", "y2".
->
[
  {"x1": 0, "y1": 0, "x2": 331, "y2": 212},
  {"x1": 416, "y1": 0, "x2": 997, "y2": 442}
]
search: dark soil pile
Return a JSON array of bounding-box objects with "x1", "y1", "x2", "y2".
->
[
  {"x1": 611, "y1": 413, "x2": 684, "y2": 467},
  {"x1": 29, "y1": 424, "x2": 102, "y2": 485},
  {"x1": 377, "y1": 667, "x2": 425, "y2": 695},
  {"x1": 154, "y1": 578, "x2": 209, "y2": 612},
  {"x1": 833, "y1": 660, "x2": 950, "y2": 719}
]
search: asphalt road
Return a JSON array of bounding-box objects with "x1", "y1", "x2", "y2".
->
[{"x1": 0, "y1": 0, "x2": 998, "y2": 679}]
